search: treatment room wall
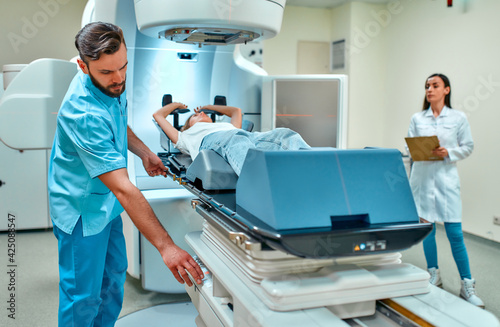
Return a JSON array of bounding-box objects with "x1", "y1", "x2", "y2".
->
[
  {"x1": 263, "y1": 6, "x2": 333, "y2": 75},
  {"x1": 342, "y1": 2, "x2": 388, "y2": 150},
  {"x1": 0, "y1": 0, "x2": 87, "y2": 68},
  {"x1": 264, "y1": 1, "x2": 500, "y2": 242}
]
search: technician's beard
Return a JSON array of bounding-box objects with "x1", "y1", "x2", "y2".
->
[{"x1": 89, "y1": 71, "x2": 126, "y2": 98}]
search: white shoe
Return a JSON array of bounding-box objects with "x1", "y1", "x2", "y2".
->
[
  {"x1": 460, "y1": 278, "x2": 485, "y2": 308},
  {"x1": 428, "y1": 268, "x2": 443, "y2": 287}
]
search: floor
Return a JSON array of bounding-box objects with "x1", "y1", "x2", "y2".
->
[
  {"x1": 116, "y1": 303, "x2": 198, "y2": 327},
  {"x1": 0, "y1": 224, "x2": 498, "y2": 326}
]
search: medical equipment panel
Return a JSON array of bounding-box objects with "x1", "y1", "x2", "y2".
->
[{"x1": 261, "y1": 75, "x2": 348, "y2": 149}]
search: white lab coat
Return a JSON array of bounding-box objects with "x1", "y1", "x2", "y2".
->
[{"x1": 408, "y1": 106, "x2": 474, "y2": 223}]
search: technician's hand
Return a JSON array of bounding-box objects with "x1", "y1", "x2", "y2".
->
[
  {"x1": 143, "y1": 153, "x2": 168, "y2": 177},
  {"x1": 431, "y1": 147, "x2": 449, "y2": 158},
  {"x1": 161, "y1": 245, "x2": 204, "y2": 286}
]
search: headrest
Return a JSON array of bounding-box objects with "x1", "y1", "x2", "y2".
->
[{"x1": 186, "y1": 150, "x2": 238, "y2": 190}]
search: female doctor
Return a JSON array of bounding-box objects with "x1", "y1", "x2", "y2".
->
[{"x1": 408, "y1": 73, "x2": 484, "y2": 308}]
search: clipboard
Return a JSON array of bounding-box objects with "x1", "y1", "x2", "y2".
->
[{"x1": 405, "y1": 136, "x2": 443, "y2": 161}]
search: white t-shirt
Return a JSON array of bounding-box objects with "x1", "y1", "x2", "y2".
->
[{"x1": 175, "y1": 122, "x2": 237, "y2": 160}]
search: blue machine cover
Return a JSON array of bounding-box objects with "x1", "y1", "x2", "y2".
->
[{"x1": 236, "y1": 148, "x2": 418, "y2": 231}]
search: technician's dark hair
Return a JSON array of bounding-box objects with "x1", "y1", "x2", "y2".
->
[
  {"x1": 422, "y1": 73, "x2": 451, "y2": 110},
  {"x1": 75, "y1": 22, "x2": 126, "y2": 64}
]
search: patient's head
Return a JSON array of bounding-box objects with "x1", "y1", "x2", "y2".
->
[{"x1": 181, "y1": 111, "x2": 212, "y2": 131}]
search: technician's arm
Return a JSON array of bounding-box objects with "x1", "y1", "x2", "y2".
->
[
  {"x1": 153, "y1": 102, "x2": 187, "y2": 144},
  {"x1": 201, "y1": 104, "x2": 242, "y2": 128},
  {"x1": 128, "y1": 126, "x2": 167, "y2": 177},
  {"x1": 98, "y1": 168, "x2": 204, "y2": 286}
]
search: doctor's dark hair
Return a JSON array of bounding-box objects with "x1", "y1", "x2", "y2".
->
[
  {"x1": 422, "y1": 73, "x2": 451, "y2": 110},
  {"x1": 75, "y1": 22, "x2": 126, "y2": 64}
]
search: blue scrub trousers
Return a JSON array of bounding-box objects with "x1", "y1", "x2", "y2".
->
[
  {"x1": 423, "y1": 222, "x2": 472, "y2": 280},
  {"x1": 53, "y1": 216, "x2": 128, "y2": 327}
]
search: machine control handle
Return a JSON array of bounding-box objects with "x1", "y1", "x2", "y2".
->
[
  {"x1": 229, "y1": 232, "x2": 249, "y2": 246},
  {"x1": 191, "y1": 199, "x2": 201, "y2": 209}
]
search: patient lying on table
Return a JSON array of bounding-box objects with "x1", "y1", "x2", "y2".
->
[{"x1": 153, "y1": 102, "x2": 310, "y2": 175}]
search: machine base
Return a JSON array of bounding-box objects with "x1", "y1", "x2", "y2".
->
[{"x1": 185, "y1": 231, "x2": 500, "y2": 327}]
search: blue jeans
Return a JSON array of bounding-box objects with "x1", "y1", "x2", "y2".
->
[
  {"x1": 200, "y1": 128, "x2": 310, "y2": 175},
  {"x1": 423, "y1": 222, "x2": 471, "y2": 280},
  {"x1": 53, "y1": 216, "x2": 127, "y2": 327}
]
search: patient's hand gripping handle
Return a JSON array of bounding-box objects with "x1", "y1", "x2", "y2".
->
[
  {"x1": 162, "y1": 94, "x2": 189, "y2": 130},
  {"x1": 161, "y1": 94, "x2": 227, "y2": 126},
  {"x1": 203, "y1": 95, "x2": 226, "y2": 122}
]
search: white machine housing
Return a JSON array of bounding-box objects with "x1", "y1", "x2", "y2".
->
[
  {"x1": 0, "y1": 60, "x2": 76, "y2": 150},
  {"x1": 0, "y1": 59, "x2": 77, "y2": 230},
  {"x1": 133, "y1": 0, "x2": 286, "y2": 45}
]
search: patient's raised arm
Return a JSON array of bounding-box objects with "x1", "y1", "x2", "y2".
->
[
  {"x1": 153, "y1": 102, "x2": 186, "y2": 144},
  {"x1": 200, "y1": 104, "x2": 242, "y2": 129}
]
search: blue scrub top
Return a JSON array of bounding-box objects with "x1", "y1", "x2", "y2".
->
[{"x1": 48, "y1": 71, "x2": 128, "y2": 236}]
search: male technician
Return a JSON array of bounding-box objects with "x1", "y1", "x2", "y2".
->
[{"x1": 48, "y1": 22, "x2": 203, "y2": 326}]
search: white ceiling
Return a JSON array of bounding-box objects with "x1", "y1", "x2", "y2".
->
[{"x1": 285, "y1": 0, "x2": 389, "y2": 9}]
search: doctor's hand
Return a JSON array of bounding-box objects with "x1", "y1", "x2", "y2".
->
[
  {"x1": 161, "y1": 245, "x2": 204, "y2": 287},
  {"x1": 431, "y1": 147, "x2": 449, "y2": 158},
  {"x1": 143, "y1": 153, "x2": 168, "y2": 177}
]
